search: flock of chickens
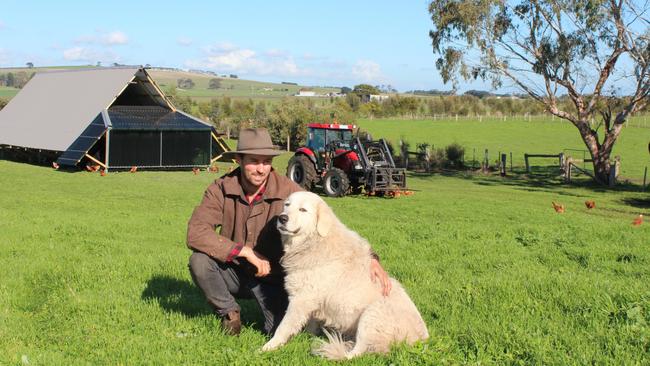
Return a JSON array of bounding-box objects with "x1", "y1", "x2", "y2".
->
[
  {"x1": 51, "y1": 161, "x2": 646, "y2": 225},
  {"x1": 552, "y1": 200, "x2": 644, "y2": 226},
  {"x1": 53, "y1": 162, "x2": 223, "y2": 176}
]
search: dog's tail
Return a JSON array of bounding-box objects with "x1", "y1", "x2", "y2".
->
[{"x1": 311, "y1": 328, "x2": 354, "y2": 360}]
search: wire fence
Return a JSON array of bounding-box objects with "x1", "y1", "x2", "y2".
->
[
  {"x1": 397, "y1": 145, "x2": 649, "y2": 189},
  {"x1": 377, "y1": 113, "x2": 650, "y2": 128}
]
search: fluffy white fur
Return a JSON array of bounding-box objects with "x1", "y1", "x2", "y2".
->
[{"x1": 261, "y1": 191, "x2": 429, "y2": 359}]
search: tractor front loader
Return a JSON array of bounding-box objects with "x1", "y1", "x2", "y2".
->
[{"x1": 287, "y1": 123, "x2": 407, "y2": 197}]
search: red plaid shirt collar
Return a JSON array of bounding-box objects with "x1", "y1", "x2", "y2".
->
[{"x1": 248, "y1": 183, "x2": 266, "y2": 206}]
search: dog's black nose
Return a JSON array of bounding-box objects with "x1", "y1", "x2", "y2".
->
[{"x1": 278, "y1": 214, "x2": 288, "y2": 224}]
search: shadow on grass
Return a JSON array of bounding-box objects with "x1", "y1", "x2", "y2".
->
[
  {"x1": 141, "y1": 275, "x2": 266, "y2": 331},
  {"x1": 410, "y1": 165, "x2": 645, "y2": 194},
  {"x1": 621, "y1": 197, "x2": 650, "y2": 210},
  {"x1": 141, "y1": 275, "x2": 211, "y2": 317}
]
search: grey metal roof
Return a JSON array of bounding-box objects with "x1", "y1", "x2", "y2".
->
[{"x1": 0, "y1": 68, "x2": 151, "y2": 151}]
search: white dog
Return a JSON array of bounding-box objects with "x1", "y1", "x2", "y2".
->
[{"x1": 261, "y1": 191, "x2": 429, "y2": 359}]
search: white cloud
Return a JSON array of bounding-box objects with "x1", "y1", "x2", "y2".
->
[
  {"x1": 186, "y1": 43, "x2": 310, "y2": 78},
  {"x1": 63, "y1": 46, "x2": 120, "y2": 63},
  {"x1": 265, "y1": 49, "x2": 288, "y2": 58},
  {"x1": 74, "y1": 30, "x2": 129, "y2": 46},
  {"x1": 351, "y1": 60, "x2": 384, "y2": 83},
  {"x1": 184, "y1": 43, "x2": 391, "y2": 87},
  {"x1": 104, "y1": 31, "x2": 128, "y2": 45},
  {"x1": 204, "y1": 42, "x2": 238, "y2": 53},
  {"x1": 177, "y1": 37, "x2": 193, "y2": 47}
]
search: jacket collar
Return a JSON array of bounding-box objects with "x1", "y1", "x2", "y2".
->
[{"x1": 222, "y1": 167, "x2": 285, "y2": 200}]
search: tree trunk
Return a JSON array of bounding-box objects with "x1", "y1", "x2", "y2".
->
[
  {"x1": 577, "y1": 120, "x2": 623, "y2": 185},
  {"x1": 592, "y1": 151, "x2": 611, "y2": 185}
]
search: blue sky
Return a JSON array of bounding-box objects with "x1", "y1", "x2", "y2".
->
[{"x1": 0, "y1": 0, "x2": 487, "y2": 92}]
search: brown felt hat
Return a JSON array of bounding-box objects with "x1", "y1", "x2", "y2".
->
[{"x1": 224, "y1": 128, "x2": 284, "y2": 157}]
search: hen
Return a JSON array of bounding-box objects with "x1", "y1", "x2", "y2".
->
[{"x1": 552, "y1": 201, "x2": 565, "y2": 213}]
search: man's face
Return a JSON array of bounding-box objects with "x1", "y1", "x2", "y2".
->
[{"x1": 237, "y1": 154, "x2": 274, "y2": 188}]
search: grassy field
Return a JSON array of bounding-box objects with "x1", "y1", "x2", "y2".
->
[
  {"x1": 148, "y1": 70, "x2": 339, "y2": 101},
  {"x1": 0, "y1": 86, "x2": 19, "y2": 99},
  {"x1": 357, "y1": 117, "x2": 650, "y2": 184},
  {"x1": 0, "y1": 66, "x2": 339, "y2": 102},
  {"x1": 1, "y1": 145, "x2": 649, "y2": 364}
]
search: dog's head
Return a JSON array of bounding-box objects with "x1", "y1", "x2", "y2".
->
[{"x1": 277, "y1": 191, "x2": 335, "y2": 241}]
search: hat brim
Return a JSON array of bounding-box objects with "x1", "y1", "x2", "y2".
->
[{"x1": 222, "y1": 148, "x2": 285, "y2": 157}]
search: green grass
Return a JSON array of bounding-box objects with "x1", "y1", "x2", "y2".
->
[
  {"x1": 0, "y1": 86, "x2": 19, "y2": 98},
  {"x1": 1, "y1": 154, "x2": 649, "y2": 364},
  {"x1": 0, "y1": 67, "x2": 340, "y2": 103},
  {"x1": 145, "y1": 70, "x2": 339, "y2": 101},
  {"x1": 357, "y1": 117, "x2": 650, "y2": 183}
]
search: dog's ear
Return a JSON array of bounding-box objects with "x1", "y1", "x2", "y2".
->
[{"x1": 316, "y1": 200, "x2": 334, "y2": 237}]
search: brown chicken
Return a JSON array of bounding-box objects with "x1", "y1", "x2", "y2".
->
[
  {"x1": 192, "y1": 167, "x2": 200, "y2": 175},
  {"x1": 209, "y1": 165, "x2": 219, "y2": 173},
  {"x1": 130, "y1": 166, "x2": 138, "y2": 173},
  {"x1": 100, "y1": 169, "x2": 106, "y2": 176},
  {"x1": 552, "y1": 201, "x2": 565, "y2": 213},
  {"x1": 585, "y1": 200, "x2": 596, "y2": 209},
  {"x1": 632, "y1": 214, "x2": 644, "y2": 226},
  {"x1": 52, "y1": 162, "x2": 59, "y2": 170}
]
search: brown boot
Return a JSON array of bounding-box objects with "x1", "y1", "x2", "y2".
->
[{"x1": 221, "y1": 310, "x2": 241, "y2": 336}]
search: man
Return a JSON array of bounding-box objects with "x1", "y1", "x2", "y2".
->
[{"x1": 186, "y1": 128, "x2": 391, "y2": 336}]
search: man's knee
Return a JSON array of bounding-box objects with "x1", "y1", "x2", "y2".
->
[{"x1": 188, "y1": 252, "x2": 216, "y2": 282}]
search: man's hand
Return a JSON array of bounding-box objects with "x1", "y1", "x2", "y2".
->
[
  {"x1": 239, "y1": 246, "x2": 271, "y2": 277},
  {"x1": 370, "y1": 258, "x2": 391, "y2": 296}
]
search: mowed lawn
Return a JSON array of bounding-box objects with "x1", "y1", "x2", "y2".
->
[
  {"x1": 1, "y1": 151, "x2": 648, "y2": 365},
  {"x1": 357, "y1": 117, "x2": 650, "y2": 183}
]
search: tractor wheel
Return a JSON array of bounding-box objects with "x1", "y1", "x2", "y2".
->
[
  {"x1": 287, "y1": 155, "x2": 317, "y2": 190},
  {"x1": 323, "y1": 168, "x2": 350, "y2": 197}
]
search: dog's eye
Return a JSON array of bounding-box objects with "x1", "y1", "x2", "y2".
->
[
  {"x1": 284, "y1": 202, "x2": 290, "y2": 206},
  {"x1": 299, "y1": 208, "x2": 307, "y2": 212}
]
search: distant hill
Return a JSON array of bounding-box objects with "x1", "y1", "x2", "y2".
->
[{"x1": 0, "y1": 65, "x2": 341, "y2": 102}]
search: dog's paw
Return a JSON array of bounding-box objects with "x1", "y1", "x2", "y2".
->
[{"x1": 261, "y1": 341, "x2": 279, "y2": 352}]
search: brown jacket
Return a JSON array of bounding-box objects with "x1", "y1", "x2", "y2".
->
[{"x1": 187, "y1": 168, "x2": 302, "y2": 284}]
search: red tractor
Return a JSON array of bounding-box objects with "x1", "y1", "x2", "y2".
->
[{"x1": 287, "y1": 123, "x2": 407, "y2": 197}]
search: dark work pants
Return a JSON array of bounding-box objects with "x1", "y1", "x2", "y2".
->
[{"x1": 188, "y1": 251, "x2": 288, "y2": 335}]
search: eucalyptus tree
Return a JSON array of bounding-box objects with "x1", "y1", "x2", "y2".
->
[{"x1": 429, "y1": 0, "x2": 649, "y2": 184}]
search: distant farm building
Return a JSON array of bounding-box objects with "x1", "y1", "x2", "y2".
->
[
  {"x1": 295, "y1": 89, "x2": 317, "y2": 97},
  {"x1": 360, "y1": 94, "x2": 390, "y2": 103},
  {"x1": 0, "y1": 67, "x2": 230, "y2": 170}
]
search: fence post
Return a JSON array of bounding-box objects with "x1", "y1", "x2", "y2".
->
[
  {"x1": 524, "y1": 153, "x2": 530, "y2": 173},
  {"x1": 510, "y1": 152, "x2": 513, "y2": 172},
  {"x1": 473, "y1": 148, "x2": 476, "y2": 169},
  {"x1": 609, "y1": 159, "x2": 620, "y2": 187},
  {"x1": 500, "y1": 154, "x2": 507, "y2": 176},
  {"x1": 483, "y1": 149, "x2": 489, "y2": 172},
  {"x1": 643, "y1": 166, "x2": 647, "y2": 191},
  {"x1": 425, "y1": 146, "x2": 431, "y2": 172},
  {"x1": 401, "y1": 140, "x2": 409, "y2": 170}
]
